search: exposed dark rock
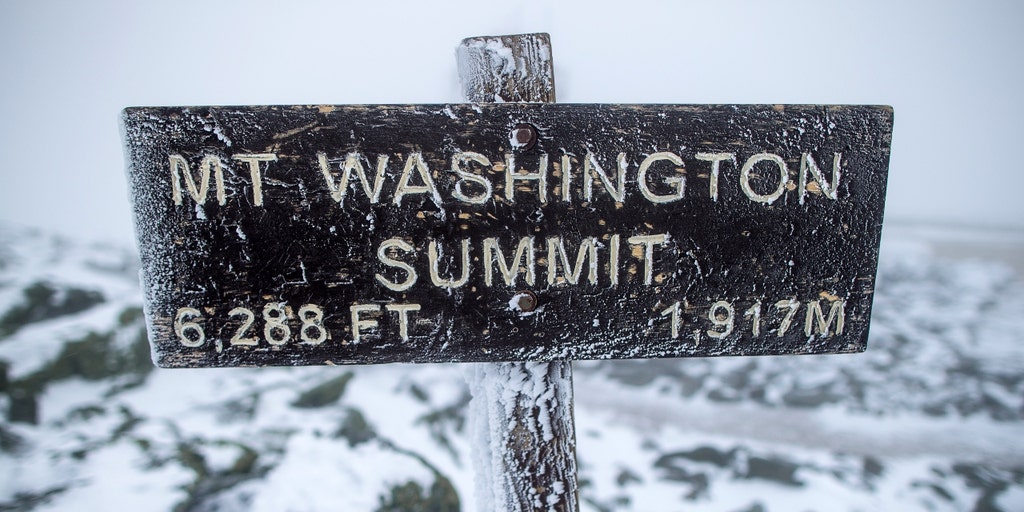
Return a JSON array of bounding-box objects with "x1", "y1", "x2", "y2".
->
[
  {"x1": 291, "y1": 373, "x2": 353, "y2": 409},
  {"x1": 720, "y1": 362, "x2": 757, "y2": 391},
  {"x1": 217, "y1": 393, "x2": 260, "y2": 423},
  {"x1": 912, "y1": 481, "x2": 956, "y2": 502},
  {"x1": 742, "y1": 456, "x2": 804, "y2": 487},
  {"x1": 375, "y1": 476, "x2": 460, "y2": 512},
  {"x1": 952, "y1": 463, "x2": 1024, "y2": 512},
  {"x1": 653, "y1": 452, "x2": 713, "y2": 499},
  {"x1": 662, "y1": 446, "x2": 736, "y2": 468},
  {"x1": 615, "y1": 468, "x2": 641, "y2": 487},
  {"x1": 708, "y1": 388, "x2": 743, "y2": 403},
  {"x1": 10, "y1": 316, "x2": 152, "y2": 402},
  {"x1": 7, "y1": 387, "x2": 37, "y2": 425},
  {"x1": 0, "y1": 424, "x2": 24, "y2": 454},
  {"x1": 336, "y1": 408, "x2": 376, "y2": 447},
  {"x1": 416, "y1": 391, "x2": 470, "y2": 462},
  {"x1": 172, "y1": 440, "x2": 272, "y2": 512},
  {"x1": 782, "y1": 385, "x2": 843, "y2": 408},
  {"x1": 0, "y1": 282, "x2": 104, "y2": 338},
  {"x1": 732, "y1": 503, "x2": 766, "y2": 512},
  {"x1": 863, "y1": 456, "x2": 885, "y2": 481},
  {"x1": 0, "y1": 485, "x2": 70, "y2": 511}
]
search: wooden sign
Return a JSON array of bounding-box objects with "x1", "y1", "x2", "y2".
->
[{"x1": 122, "y1": 104, "x2": 893, "y2": 368}]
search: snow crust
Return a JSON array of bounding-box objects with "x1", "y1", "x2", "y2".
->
[
  {"x1": 1, "y1": 224, "x2": 1023, "y2": 511},
  {"x1": 465, "y1": 362, "x2": 576, "y2": 512}
]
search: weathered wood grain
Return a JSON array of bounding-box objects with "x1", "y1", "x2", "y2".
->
[{"x1": 457, "y1": 33, "x2": 556, "y2": 103}]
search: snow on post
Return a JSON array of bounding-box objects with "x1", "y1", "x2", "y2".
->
[
  {"x1": 457, "y1": 33, "x2": 579, "y2": 512},
  {"x1": 457, "y1": 33, "x2": 557, "y2": 104}
]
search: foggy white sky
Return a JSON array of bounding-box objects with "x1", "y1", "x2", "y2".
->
[{"x1": 1, "y1": 0, "x2": 1022, "y2": 245}]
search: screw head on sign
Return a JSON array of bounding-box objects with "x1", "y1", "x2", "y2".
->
[
  {"x1": 509, "y1": 123, "x2": 538, "y2": 151},
  {"x1": 511, "y1": 290, "x2": 539, "y2": 313}
]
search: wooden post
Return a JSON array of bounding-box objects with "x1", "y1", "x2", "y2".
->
[
  {"x1": 122, "y1": 31, "x2": 892, "y2": 512},
  {"x1": 457, "y1": 33, "x2": 556, "y2": 103},
  {"x1": 457, "y1": 33, "x2": 579, "y2": 512}
]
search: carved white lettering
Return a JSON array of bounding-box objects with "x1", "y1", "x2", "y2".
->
[
  {"x1": 584, "y1": 152, "x2": 627, "y2": 202},
  {"x1": 627, "y1": 233, "x2": 669, "y2": 285},
  {"x1": 504, "y1": 153, "x2": 548, "y2": 203},
  {"x1": 483, "y1": 237, "x2": 536, "y2": 286},
  {"x1": 394, "y1": 152, "x2": 442, "y2": 206},
  {"x1": 450, "y1": 152, "x2": 493, "y2": 204},
  {"x1": 350, "y1": 303, "x2": 380, "y2": 343},
  {"x1": 428, "y1": 239, "x2": 471, "y2": 289},
  {"x1": 376, "y1": 238, "x2": 418, "y2": 291},
  {"x1": 740, "y1": 153, "x2": 788, "y2": 204},
  {"x1": 661, "y1": 301, "x2": 681, "y2": 339},
  {"x1": 170, "y1": 154, "x2": 226, "y2": 206},
  {"x1": 547, "y1": 237, "x2": 599, "y2": 285},
  {"x1": 371, "y1": 233, "x2": 677, "y2": 291},
  {"x1": 298, "y1": 304, "x2": 328, "y2": 345},
  {"x1": 173, "y1": 300, "x2": 436, "y2": 350},
  {"x1": 707, "y1": 300, "x2": 735, "y2": 338},
  {"x1": 608, "y1": 234, "x2": 621, "y2": 286},
  {"x1": 774, "y1": 298, "x2": 800, "y2": 336},
  {"x1": 262, "y1": 303, "x2": 291, "y2": 346},
  {"x1": 799, "y1": 152, "x2": 842, "y2": 204},
  {"x1": 174, "y1": 307, "x2": 205, "y2": 347},
  {"x1": 316, "y1": 152, "x2": 389, "y2": 205},
  {"x1": 560, "y1": 154, "x2": 573, "y2": 202},
  {"x1": 804, "y1": 298, "x2": 845, "y2": 336},
  {"x1": 744, "y1": 301, "x2": 762, "y2": 337},
  {"x1": 654, "y1": 296, "x2": 848, "y2": 342},
  {"x1": 696, "y1": 152, "x2": 736, "y2": 202},
  {"x1": 232, "y1": 153, "x2": 277, "y2": 206},
  {"x1": 385, "y1": 303, "x2": 421, "y2": 341},
  {"x1": 166, "y1": 148, "x2": 853, "y2": 209},
  {"x1": 637, "y1": 152, "x2": 685, "y2": 203},
  {"x1": 228, "y1": 306, "x2": 258, "y2": 346}
]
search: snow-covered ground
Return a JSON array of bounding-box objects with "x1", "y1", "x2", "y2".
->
[{"x1": 0, "y1": 222, "x2": 1022, "y2": 511}]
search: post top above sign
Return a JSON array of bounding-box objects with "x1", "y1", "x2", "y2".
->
[
  {"x1": 122, "y1": 102, "x2": 892, "y2": 368},
  {"x1": 457, "y1": 32, "x2": 557, "y2": 103}
]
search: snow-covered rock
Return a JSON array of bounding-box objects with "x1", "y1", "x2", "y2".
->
[{"x1": 0, "y1": 223, "x2": 1021, "y2": 511}]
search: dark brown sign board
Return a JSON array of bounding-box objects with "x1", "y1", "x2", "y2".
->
[{"x1": 122, "y1": 104, "x2": 893, "y2": 368}]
